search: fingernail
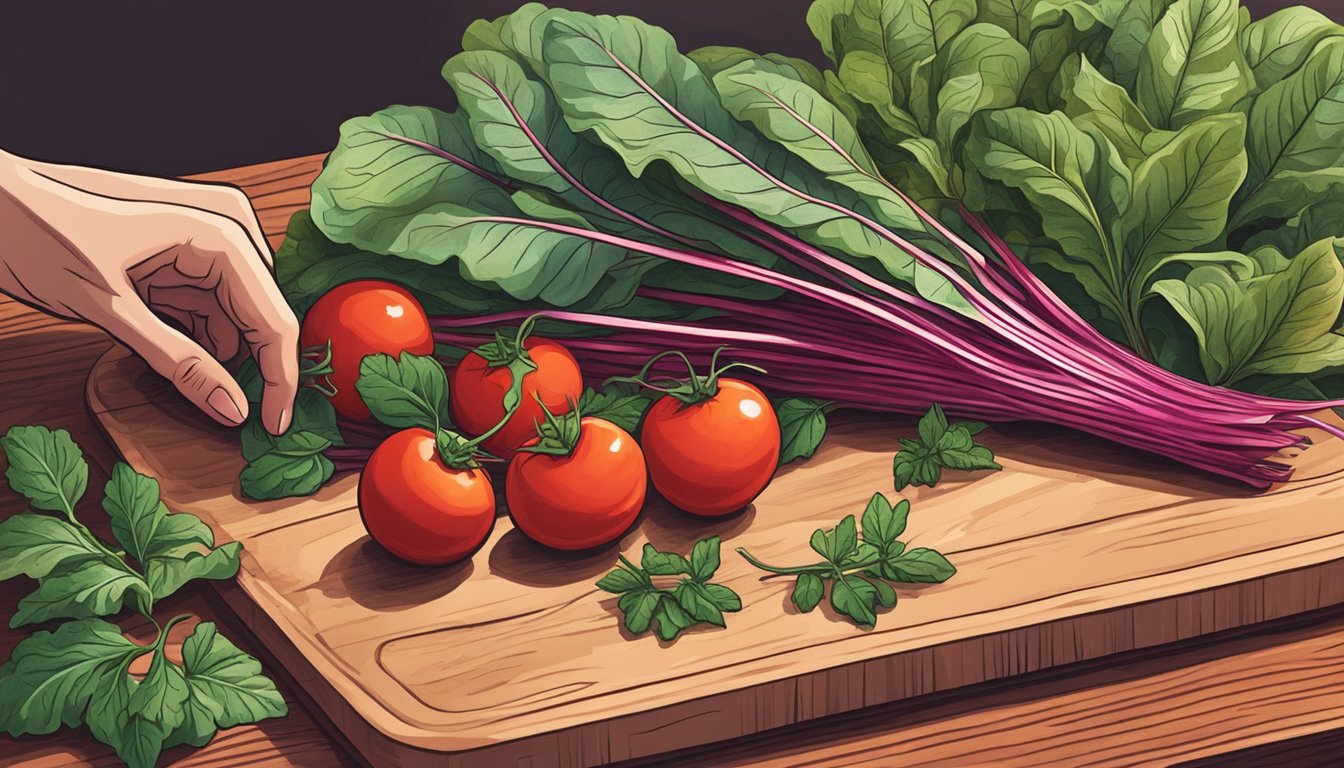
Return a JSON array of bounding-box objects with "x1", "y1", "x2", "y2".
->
[
  {"x1": 207, "y1": 387, "x2": 246, "y2": 425},
  {"x1": 277, "y1": 407, "x2": 292, "y2": 434}
]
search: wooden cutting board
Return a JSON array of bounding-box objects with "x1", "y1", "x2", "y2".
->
[{"x1": 86, "y1": 343, "x2": 1344, "y2": 768}]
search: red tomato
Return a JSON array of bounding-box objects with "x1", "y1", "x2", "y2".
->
[
  {"x1": 359, "y1": 428, "x2": 496, "y2": 565},
  {"x1": 451, "y1": 338, "x2": 582, "y2": 459},
  {"x1": 505, "y1": 417, "x2": 646, "y2": 550},
  {"x1": 641, "y1": 379, "x2": 780, "y2": 516},
  {"x1": 300, "y1": 280, "x2": 433, "y2": 421}
]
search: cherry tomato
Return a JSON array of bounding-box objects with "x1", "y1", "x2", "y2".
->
[
  {"x1": 358, "y1": 428, "x2": 495, "y2": 565},
  {"x1": 641, "y1": 379, "x2": 780, "y2": 516},
  {"x1": 300, "y1": 280, "x2": 433, "y2": 421},
  {"x1": 451, "y1": 337, "x2": 582, "y2": 459},
  {"x1": 506, "y1": 417, "x2": 646, "y2": 550}
]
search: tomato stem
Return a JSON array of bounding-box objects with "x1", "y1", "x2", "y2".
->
[{"x1": 606, "y1": 345, "x2": 767, "y2": 406}]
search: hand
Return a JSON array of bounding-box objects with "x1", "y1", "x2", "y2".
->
[{"x1": 0, "y1": 149, "x2": 298, "y2": 434}]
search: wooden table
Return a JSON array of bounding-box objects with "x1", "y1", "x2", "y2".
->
[{"x1": 2, "y1": 155, "x2": 1343, "y2": 767}]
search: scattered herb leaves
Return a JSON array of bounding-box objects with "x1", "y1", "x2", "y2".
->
[
  {"x1": 738, "y1": 493, "x2": 955, "y2": 627},
  {"x1": 596, "y1": 537, "x2": 742, "y2": 641},
  {"x1": 577, "y1": 385, "x2": 651, "y2": 433},
  {"x1": 892, "y1": 404, "x2": 1001, "y2": 490}
]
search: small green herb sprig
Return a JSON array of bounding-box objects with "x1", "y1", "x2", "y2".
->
[
  {"x1": 0, "y1": 426, "x2": 286, "y2": 768},
  {"x1": 737, "y1": 494, "x2": 955, "y2": 627},
  {"x1": 597, "y1": 537, "x2": 742, "y2": 641},
  {"x1": 893, "y1": 404, "x2": 1000, "y2": 491}
]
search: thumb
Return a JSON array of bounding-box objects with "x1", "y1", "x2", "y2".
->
[{"x1": 98, "y1": 293, "x2": 250, "y2": 427}]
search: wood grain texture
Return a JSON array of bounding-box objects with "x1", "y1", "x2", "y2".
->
[
  {"x1": 88, "y1": 337, "x2": 1344, "y2": 767},
  {"x1": 623, "y1": 606, "x2": 1344, "y2": 767}
]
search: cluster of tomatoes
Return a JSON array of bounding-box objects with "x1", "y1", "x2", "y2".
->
[{"x1": 299, "y1": 280, "x2": 782, "y2": 566}]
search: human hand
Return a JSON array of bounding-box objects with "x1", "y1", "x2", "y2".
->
[{"x1": 0, "y1": 149, "x2": 298, "y2": 434}]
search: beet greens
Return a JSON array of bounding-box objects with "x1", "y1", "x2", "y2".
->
[{"x1": 267, "y1": 2, "x2": 1344, "y2": 493}]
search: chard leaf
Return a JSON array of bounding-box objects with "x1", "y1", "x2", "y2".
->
[
  {"x1": 1101, "y1": 0, "x2": 1171, "y2": 90},
  {"x1": 1152, "y1": 238, "x2": 1344, "y2": 384},
  {"x1": 689, "y1": 46, "x2": 826, "y2": 92},
  {"x1": 914, "y1": 24, "x2": 1030, "y2": 161},
  {"x1": 964, "y1": 108, "x2": 1131, "y2": 322},
  {"x1": 310, "y1": 105, "x2": 632, "y2": 306},
  {"x1": 1060, "y1": 55, "x2": 1174, "y2": 165},
  {"x1": 1122, "y1": 113, "x2": 1247, "y2": 285},
  {"x1": 1135, "y1": 0, "x2": 1250, "y2": 130},
  {"x1": 521, "y1": 8, "x2": 966, "y2": 311},
  {"x1": 1240, "y1": 6, "x2": 1344, "y2": 91},
  {"x1": 810, "y1": 0, "x2": 977, "y2": 114},
  {"x1": 1232, "y1": 42, "x2": 1344, "y2": 230}
]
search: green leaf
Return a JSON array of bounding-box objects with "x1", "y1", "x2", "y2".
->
[
  {"x1": 965, "y1": 108, "x2": 1131, "y2": 321},
  {"x1": 238, "y1": 433, "x2": 334, "y2": 501},
  {"x1": 0, "y1": 513, "x2": 104, "y2": 581},
  {"x1": 810, "y1": 0, "x2": 977, "y2": 113},
  {"x1": 830, "y1": 573, "x2": 879, "y2": 626},
  {"x1": 690, "y1": 46, "x2": 826, "y2": 92},
  {"x1": 181, "y1": 622, "x2": 286, "y2": 730},
  {"x1": 0, "y1": 619, "x2": 146, "y2": 736},
  {"x1": 1240, "y1": 6, "x2": 1344, "y2": 91},
  {"x1": 888, "y1": 548, "x2": 958, "y2": 583},
  {"x1": 577, "y1": 387, "x2": 650, "y2": 433},
  {"x1": 126, "y1": 647, "x2": 189, "y2": 736},
  {"x1": 521, "y1": 8, "x2": 964, "y2": 310},
  {"x1": 651, "y1": 595, "x2": 695, "y2": 642},
  {"x1": 595, "y1": 566, "x2": 644, "y2": 594},
  {"x1": 936, "y1": 427, "x2": 1004, "y2": 472},
  {"x1": 775, "y1": 398, "x2": 830, "y2": 465},
  {"x1": 1122, "y1": 113, "x2": 1247, "y2": 282},
  {"x1": 640, "y1": 544, "x2": 690, "y2": 577},
  {"x1": 916, "y1": 403, "x2": 950, "y2": 446},
  {"x1": 1152, "y1": 238, "x2": 1344, "y2": 384},
  {"x1": 893, "y1": 440, "x2": 941, "y2": 491},
  {"x1": 672, "y1": 581, "x2": 726, "y2": 627},
  {"x1": 792, "y1": 573, "x2": 825, "y2": 613},
  {"x1": 701, "y1": 583, "x2": 742, "y2": 613},
  {"x1": 873, "y1": 578, "x2": 899, "y2": 609},
  {"x1": 831, "y1": 515, "x2": 859, "y2": 563},
  {"x1": 1135, "y1": 0, "x2": 1250, "y2": 129},
  {"x1": 1060, "y1": 55, "x2": 1172, "y2": 166},
  {"x1": 617, "y1": 589, "x2": 660, "y2": 635},
  {"x1": 355, "y1": 353, "x2": 451, "y2": 431},
  {"x1": 162, "y1": 685, "x2": 223, "y2": 750},
  {"x1": 860, "y1": 494, "x2": 909, "y2": 549},
  {"x1": 310, "y1": 104, "x2": 636, "y2": 307},
  {"x1": 11, "y1": 555, "x2": 151, "y2": 628},
  {"x1": 1232, "y1": 42, "x2": 1344, "y2": 230},
  {"x1": 1, "y1": 425, "x2": 88, "y2": 515},
  {"x1": 688, "y1": 536, "x2": 722, "y2": 582},
  {"x1": 917, "y1": 23, "x2": 1030, "y2": 160},
  {"x1": 146, "y1": 543, "x2": 242, "y2": 600},
  {"x1": 1103, "y1": 0, "x2": 1172, "y2": 90}
]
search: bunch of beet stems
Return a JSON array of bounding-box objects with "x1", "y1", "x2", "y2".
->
[{"x1": 355, "y1": 66, "x2": 1343, "y2": 486}]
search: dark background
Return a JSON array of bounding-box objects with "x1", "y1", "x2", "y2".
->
[{"x1": 0, "y1": 0, "x2": 1337, "y2": 176}]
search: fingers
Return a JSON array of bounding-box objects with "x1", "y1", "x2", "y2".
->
[
  {"x1": 139, "y1": 284, "x2": 242, "y2": 361},
  {"x1": 98, "y1": 293, "x2": 250, "y2": 428},
  {"x1": 23, "y1": 162, "x2": 275, "y2": 268},
  {"x1": 185, "y1": 221, "x2": 299, "y2": 435}
]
